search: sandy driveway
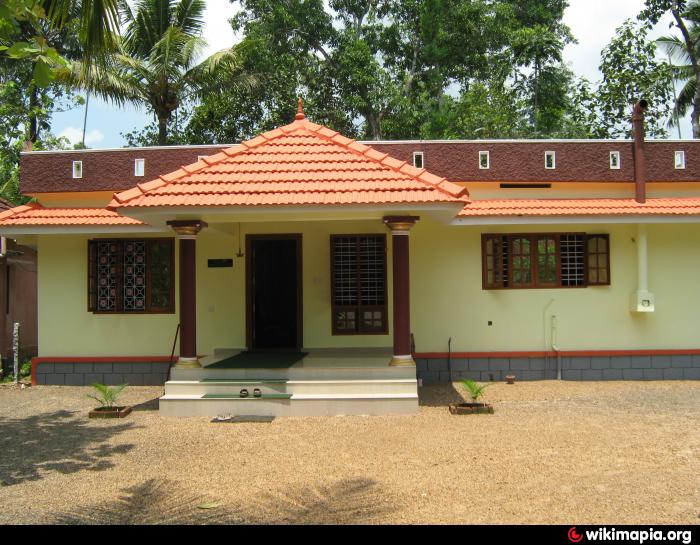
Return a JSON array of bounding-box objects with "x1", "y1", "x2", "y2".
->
[{"x1": 0, "y1": 380, "x2": 698, "y2": 524}]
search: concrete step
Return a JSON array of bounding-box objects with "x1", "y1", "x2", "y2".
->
[
  {"x1": 164, "y1": 380, "x2": 288, "y2": 396},
  {"x1": 159, "y1": 393, "x2": 418, "y2": 417},
  {"x1": 170, "y1": 365, "x2": 416, "y2": 382},
  {"x1": 164, "y1": 378, "x2": 417, "y2": 397}
]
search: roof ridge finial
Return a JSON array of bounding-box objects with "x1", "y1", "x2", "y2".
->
[{"x1": 295, "y1": 97, "x2": 305, "y2": 120}]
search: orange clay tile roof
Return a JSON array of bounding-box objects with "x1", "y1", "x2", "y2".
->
[
  {"x1": 109, "y1": 114, "x2": 469, "y2": 209},
  {"x1": 0, "y1": 204, "x2": 145, "y2": 226},
  {"x1": 458, "y1": 198, "x2": 700, "y2": 217}
]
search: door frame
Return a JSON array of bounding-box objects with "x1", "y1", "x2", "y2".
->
[{"x1": 245, "y1": 234, "x2": 303, "y2": 351}]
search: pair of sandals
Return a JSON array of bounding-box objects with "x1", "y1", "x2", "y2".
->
[{"x1": 239, "y1": 388, "x2": 262, "y2": 398}]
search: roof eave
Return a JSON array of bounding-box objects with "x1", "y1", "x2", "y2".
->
[{"x1": 452, "y1": 214, "x2": 700, "y2": 225}]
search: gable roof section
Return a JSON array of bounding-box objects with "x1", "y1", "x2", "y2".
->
[
  {"x1": 0, "y1": 204, "x2": 145, "y2": 226},
  {"x1": 458, "y1": 198, "x2": 700, "y2": 218},
  {"x1": 109, "y1": 117, "x2": 469, "y2": 209}
]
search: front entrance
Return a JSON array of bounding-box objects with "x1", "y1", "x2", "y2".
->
[{"x1": 246, "y1": 234, "x2": 302, "y2": 350}]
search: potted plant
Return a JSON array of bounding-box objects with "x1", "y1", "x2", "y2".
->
[
  {"x1": 87, "y1": 383, "x2": 132, "y2": 419},
  {"x1": 449, "y1": 379, "x2": 494, "y2": 414}
]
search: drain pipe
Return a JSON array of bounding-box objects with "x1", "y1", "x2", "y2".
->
[
  {"x1": 0, "y1": 237, "x2": 6, "y2": 258},
  {"x1": 543, "y1": 299, "x2": 561, "y2": 379},
  {"x1": 631, "y1": 224, "x2": 655, "y2": 312},
  {"x1": 551, "y1": 315, "x2": 562, "y2": 380},
  {"x1": 447, "y1": 337, "x2": 452, "y2": 382}
]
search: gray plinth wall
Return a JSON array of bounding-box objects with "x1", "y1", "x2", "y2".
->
[
  {"x1": 34, "y1": 361, "x2": 171, "y2": 386},
  {"x1": 415, "y1": 354, "x2": 700, "y2": 382}
]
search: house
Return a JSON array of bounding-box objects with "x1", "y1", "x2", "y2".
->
[
  {"x1": 2, "y1": 100, "x2": 699, "y2": 416},
  {"x1": 0, "y1": 197, "x2": 37, "y2": 375}
]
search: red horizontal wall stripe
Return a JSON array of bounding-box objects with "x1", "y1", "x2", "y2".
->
[
  {"x1": 413, "y1": 349, "x2": 700, "y2": 359},
  {"x1": 31, "y1": 356, "x2": 177, "y2": 386}
]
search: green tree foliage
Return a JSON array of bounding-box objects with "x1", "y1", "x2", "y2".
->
[
  {"x1": 70, "y1": 0, "x2": 253, "y2": 145},
  {"x1": 569, "y1": 20, "x2": 674, "y2": 138},
  {"x1": 506, "y1": 0, "x2": 577, "y2": 135},
  {"x1": 640, "y1": 0, "x2": 700, "y2": 137},
  {"x1": 182, "y1": 0, "x2": 598, "y2": 141}
]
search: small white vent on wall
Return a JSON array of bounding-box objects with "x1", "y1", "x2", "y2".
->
[
  {"x1": 610, "y1": 151, "x2": 620, "y2": 169},
  {"x1": 134, "y1": 158, "x2": 145, "y2": 177},
  {"x1": 545, "y1": 151, "x2": 556, "y2": 170},
  {"x1": 479, "y1": 151, "x2": 490, "y2": 169},
  {"x1": 413, "y1": 151, "x2": 424, "y2": 169},
  {"x1": 72, "y1": 161, "x2": 83, "y2": 179}
]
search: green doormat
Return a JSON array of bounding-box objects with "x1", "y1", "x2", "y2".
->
[{"x1": 206, "y1": 351, "x2": 308, "y2": 369}]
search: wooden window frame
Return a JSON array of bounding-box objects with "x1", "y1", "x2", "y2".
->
[
  {"x1": 330, "y1": 234, "x2": 388, "y2": 335},
  {"x1": 88, "y1": 238, "x2": 175, "y2": 314},
  {"x1": 481, "y1": 232, "x2": 610, "y2": 290}
]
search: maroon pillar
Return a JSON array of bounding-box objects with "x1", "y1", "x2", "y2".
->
[
  {"x1": 384, "y1": 216, "x2": 419, "y2": 366},
  {"x1": 167, "y1": 220, "x2": 207, "y2": 367}
]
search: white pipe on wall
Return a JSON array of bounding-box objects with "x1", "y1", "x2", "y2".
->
[
  {"x1": 637, "y1": 224, "x2": 648, "y2": 292},
  {"x1": 631, "y1": 223, "x2": 655, "y2": 312}
]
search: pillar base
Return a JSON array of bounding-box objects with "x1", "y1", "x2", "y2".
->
[
  {"x1": 175, "y1": 357, "x2": 202, "y2": 369},
  {"x1": 389, "y1": 355, "x2": 415, "y2": 367}
]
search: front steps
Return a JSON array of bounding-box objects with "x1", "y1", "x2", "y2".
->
[{"x1": 159, "y1": 365, "x2": 419, "y2": 417}]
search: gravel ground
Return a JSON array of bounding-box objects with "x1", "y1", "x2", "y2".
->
[{"x1": 0, "y1": 380, "x2": 698, "y2": 524}]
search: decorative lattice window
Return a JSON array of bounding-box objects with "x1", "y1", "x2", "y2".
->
[
  {"x1": 331, "y1": 235, "x2": 387, "y2": 334},
  {"x1": 482, "y1": 233, "x2": 610, "y2": 290},
  {"x1": 88, "y1": 239, "x2": 174, "y2": 313}
]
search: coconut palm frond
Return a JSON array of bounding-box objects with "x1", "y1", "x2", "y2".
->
[
  {"x1": 173, "y1": 0, "x2": 206, "y2": 37},
  {"x1": 45, "y1": 0, "x2": 121, "y2": 58},
  {"x1": 675, "y1": 78, "x2": 696, "y2": 120},
  {"x1": 58, "y1": 59, "x2": 142, "y2": 105},
  {"x1": 657, "y1": 35, "x2": 693, "y2": 64}
]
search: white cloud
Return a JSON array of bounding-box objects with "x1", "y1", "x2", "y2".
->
[{"x1": 58, "y1": 126, "x2": 105, "y2": 146}]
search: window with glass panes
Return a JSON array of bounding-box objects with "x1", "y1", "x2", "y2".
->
[
  {"x1": 482, "y1": 233, "x2": 610, "y2": 289},
  {"x1": 331, "y1": 235, "x2": 387, "y2": 334}
]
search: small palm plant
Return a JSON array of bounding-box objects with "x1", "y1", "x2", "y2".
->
[
  {"x1": 460, "y1": 379, "x2": 491, "y2": 403},
  {"x1": 88, "y1": 383, "x2": 128, "y2": 409}
]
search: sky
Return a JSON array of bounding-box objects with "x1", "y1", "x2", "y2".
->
[{"x1": 50, "y1": 0, "x2": 688, "y2": 148}]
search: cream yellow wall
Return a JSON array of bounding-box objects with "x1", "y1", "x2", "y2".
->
[
  {"x1": 37, "y1": 220, "x2": 393, "y2": 357},
  {"x1": 410, "y1": 218, "x2": 700, "y2": 353},
  {"x1": 198, "y1": 221, "x2": 393, "y2": 352},
  {"x1": 38, "y1": 234, "x2": 179, "y2": 357},
  {"x1": 36, "y1": 218, "x2": 700, "y2": 357}
]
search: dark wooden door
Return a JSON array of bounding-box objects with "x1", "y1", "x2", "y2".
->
[{"x1": 246, "y1": 235, "x2": 302, "y2": 350}]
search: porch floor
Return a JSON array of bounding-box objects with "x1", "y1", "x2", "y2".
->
[{"x1": 200, "y1": 347, "x2": 394, "y2": 369}]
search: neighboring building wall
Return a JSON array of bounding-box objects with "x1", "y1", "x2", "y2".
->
[{"x1": 0, "y1": 240, "x2": 37, "y2": 374}]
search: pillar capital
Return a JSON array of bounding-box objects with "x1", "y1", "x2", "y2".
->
[
  {"x1": 167, "y1": 219, "x2": 208, "y2": 237},
  {"x1": 383, "y1": 216, "x2": 420, "y2": 234}
]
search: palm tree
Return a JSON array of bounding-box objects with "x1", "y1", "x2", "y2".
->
[
  {"x1": 658, "y1": 32, "x2": 699, "y2": 132},
  {"x1": 69, "y1": 0, "x2": 253, "y2": 145},
  {"x1": 656, "y1": 0, "x2": 700, "y2": 138}
]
